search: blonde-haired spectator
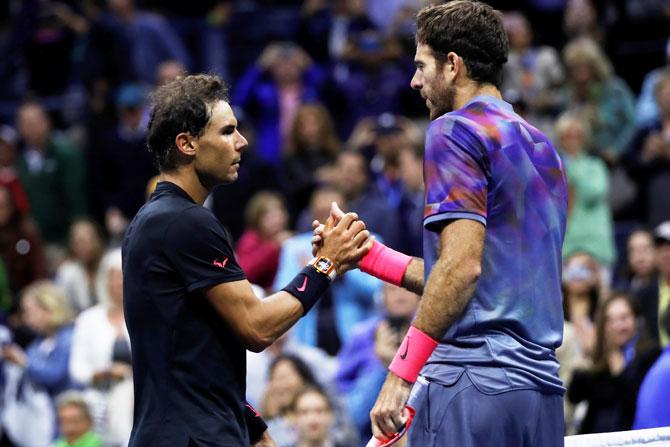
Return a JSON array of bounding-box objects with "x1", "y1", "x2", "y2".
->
[
  {"x1": 69, "y1": 248, "x2": 133, "y2": 446},
  {"x1": 557, "y1": 112, "x2": 616, "y2": 282},
  {"x1": 56, "y1": 218, "x2": 106, "y2": 312},
  {"x1": 561, "y1": 37, "x2": 636, "y2": 165},
  {"x1": 1, "y1": 281, "x2": 77, "y2": 445},
  {"x1": 236, "y1": 191, "x2": 293, "y2": 290}
]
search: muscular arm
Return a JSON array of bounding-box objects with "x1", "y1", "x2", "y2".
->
[
  {"x1": 412, "y1": 219, "x2": 484, "y2": 340},
  {"x1": 205, "y1": 281, "x2": 304, "y2": 352},
  {"x1": 206, "y1": 211, "x2": 370, "y2": 353}
]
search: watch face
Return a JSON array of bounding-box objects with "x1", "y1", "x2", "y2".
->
[{"x1": 316, "y1": 258, "x2": 333, "y2": 271}]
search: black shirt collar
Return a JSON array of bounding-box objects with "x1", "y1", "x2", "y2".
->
[{"x1": 152, "y1": 181, "x2": 197, "y2": 204}]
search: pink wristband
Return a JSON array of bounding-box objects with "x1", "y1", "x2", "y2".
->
[
  {"x1": 389, "y1": 326, "x2": 438, "y2": 383},
  {"x1": 359, "y1": 241, "x2": 412, "y2": 286}
]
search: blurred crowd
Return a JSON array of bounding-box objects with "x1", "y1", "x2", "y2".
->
[{"x1": 0, "y1": 0, "x2": 669, "y2": 446}]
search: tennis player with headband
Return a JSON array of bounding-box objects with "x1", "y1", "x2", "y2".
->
[{"x1": 314, "y1": 2, "x2": 568, "y2": 446}]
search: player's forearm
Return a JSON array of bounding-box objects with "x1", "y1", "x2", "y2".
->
[
  {"x1": 245, "y1": 291, "x2": 305, "y2": 352},
  {"x1": 401, "y1": 258, "x2": 424, "y2": 295},
  {"x1": 412, "y1": 254, "x2": 480, "y2": 341}
]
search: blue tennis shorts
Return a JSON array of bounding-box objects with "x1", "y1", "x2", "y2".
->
[{"x1": 407, "y1": 372, "x2": 564, "y2": 447}]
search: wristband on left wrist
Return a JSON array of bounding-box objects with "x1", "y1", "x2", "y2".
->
[{"x1": 388, "y1": 326, "x2": 438, "y2": 383}]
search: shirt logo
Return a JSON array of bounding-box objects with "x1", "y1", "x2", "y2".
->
[
  {"x1": 245, "y1": 403, "x2": 261, "y2": 418},
  {"x1": 399, "y1": 337, "x2": 410, "y2": 360},
  {"x1": 297, "y1": 277, "x2": 308, "y2": 292},
  {"x1": 212, "y1": 258, "x2": 229, "y2": 269}
]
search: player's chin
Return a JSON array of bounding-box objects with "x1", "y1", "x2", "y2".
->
[{"x1": 224, "y1": 171, "x2": 238, "y2": 183}]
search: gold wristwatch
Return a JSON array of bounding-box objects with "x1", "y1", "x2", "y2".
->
[{"x1": 309, "y1": 256, "x2": 337, "y2": 280}]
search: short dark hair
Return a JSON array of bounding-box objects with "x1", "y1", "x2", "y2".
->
[
  {"x1": 416, "y1": 1, "x2": 508, "y2": 89},
  {"x1": 147, "y1": 74, "x2": 229, "y2": 172}
]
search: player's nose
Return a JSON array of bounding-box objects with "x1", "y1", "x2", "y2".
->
[
  {"x1": 410, "y1": 71, "x2": 422, "y2": 90},
  {"x1": 235, "y1": 131, "x2": 248, "y2": 151}
]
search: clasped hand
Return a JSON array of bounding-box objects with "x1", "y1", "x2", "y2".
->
[{"x1": 313, "y1": 202, "x2": 374, "y2": 274}]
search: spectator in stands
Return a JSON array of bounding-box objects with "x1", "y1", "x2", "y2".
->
[
  {"x1": 262, "y1": 354, "x2": 356, "y2": 447},
  {"x1": 502, "y1": 11, "x2": 564, "y2": 137},
  {"x1": 15, "y1": 0, "x2": 81, "y2": 98},
  {"x1": 69, "y1": 249, "x2": 132, "y2": 446},
  {"x1": 561, "y1": 37, "x2": 636, "y2": 164},
  {"x1": 234, "y1": 42, "x2": 325, "y2": 165},
  {"x1": 15, "y1": 101, "x2": 86, "y2": 244},
  {"x1": 563, "y1": 0, "x2": 603, "y2": 43},
  {"x1": 557, "y1": 113, "x2": 616, "y2": 281},
  {"x1": 625, "y1": 73, "x2": 670, "y2": 226},
  {"x1": 568, "y1": 293, "x2": 660, "y2": 434},
  {"x1": 561, "y1": 251, "x2": 602, "y2": 432},
  {"x1": 261, "y1": 354, "x2": 319, "y2": 443},
  {"x1": 327, "y1": 28, "x2": 406, "y2": 137},
  {"x1": 618, "y1": 229, "x2": 658, "y2": 295},
  {"x1": 149, "y1": 1, "x2": 232, "y2": 82},
  {"x1": 246, "y1": 326, "x2": 338, "y2": 410},
  {"x1": 346, "y1": 114, "x2": 420, "y2": 212},
  {"x1": 559, "y1": 251, "x2": 602, "y2": 433},
  {"x1": 291, "y1": 386, "x2": 346, "y2": 447},
  {"x1": 634, "y1": 221, "x2": 670, "y2": 346},
  {"x1": 273, "y1": 187, "x2": 381, "y2": 353},
  {"x1": 633, "y1": 300, "x2": 670, "y2": 429},
  {"x1": 100, "y1": 0, "x2": 190, "y2": 85},
  {"x1": 335, "y1": 283, "x2": 419, "y2": 440},
  {"x1": 56, "y1": 219, "x2": 106, "y2": 313},
  {"x1": 0, "y1": 124, "x2": 30, "y2": 217},
  {"x1": 53, "y1": 391, "x2": 102, "y2": 447},
  {"x1": 0, "y1": 184, "x2": 47, "y2": 305},
  {"x1": 635, "y1": 37, "x2": 670, "y2": 127},
  {"x1": 1, "y1": 281, "x2": 77, "y2": 445},
  {"x1": 330, "y1": 150, "x2": 399, "y2": 249},
  {"x1": 280, "y1": 102, "x2": 340, "y2": 224},
  {"x1": 88, "y1": 83, "x2": 156, "y2": 244},
  {"x1": 236, "y1": 191, "x2": 293, "y2": 290},
  {"x1": 297, "y1": 0, "x2": 376, "y2": 65}
]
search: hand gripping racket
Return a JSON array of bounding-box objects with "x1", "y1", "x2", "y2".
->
[{"x1": 366, "y1": 376, "x2": 429, "y2": 447}]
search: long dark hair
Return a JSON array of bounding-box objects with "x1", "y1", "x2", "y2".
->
[{"x1": 591, "y1": 292, "x2": 651, "y2": 373}]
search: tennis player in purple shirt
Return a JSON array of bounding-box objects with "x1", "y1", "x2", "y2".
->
[{"x1": 315, "y1": 2, "x2": 568, "y2": 446}]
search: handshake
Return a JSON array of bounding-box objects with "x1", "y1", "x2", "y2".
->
[
  {"x1": 310, "y1": 202, "x2": 375, "y2": 275},
  {"x1": 312, "y1": 202, "x2": 413, "y2": 287}
]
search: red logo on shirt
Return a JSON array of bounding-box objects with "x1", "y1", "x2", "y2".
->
[
  {"x1": 245, "y1": 403, "x2": 261, "y2": 418},
  {"x1": 212, "y1": 258, "x2": 228, "y2": 269},
  {"x1": 297, "y1": 277, "x2": 308, "y2": 292}
]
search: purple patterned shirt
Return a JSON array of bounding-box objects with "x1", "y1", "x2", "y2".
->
[{"x1": 421, "y1": 96, "x2": 568, "y2": 394}]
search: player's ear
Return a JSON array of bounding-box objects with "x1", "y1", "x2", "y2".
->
[
  {"x1": 444, "y1": 51, "x2": 462, "y2": 82},
  {"x1": 175, "y1": 132, "x2": 197, "y2": 157}
]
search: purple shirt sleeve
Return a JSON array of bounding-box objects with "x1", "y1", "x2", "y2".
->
[{"x1": 423, "y1": 117, "x2": 490, "y2": 232}]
